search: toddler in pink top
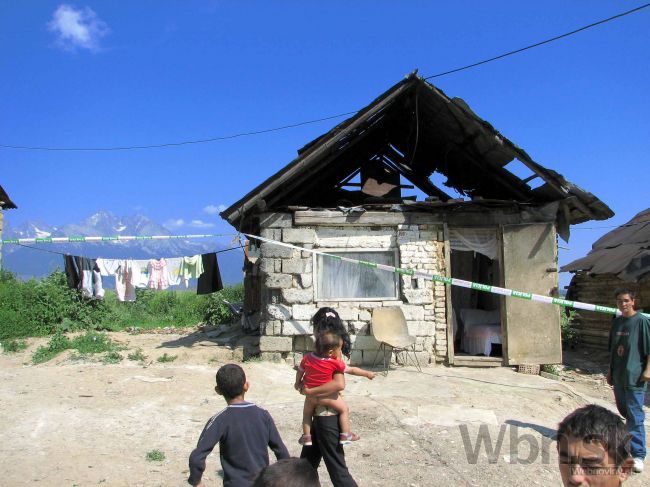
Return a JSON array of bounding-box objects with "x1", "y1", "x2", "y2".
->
[{"x1": 295, "y1": 310, "x2": 375, "y2": 446}]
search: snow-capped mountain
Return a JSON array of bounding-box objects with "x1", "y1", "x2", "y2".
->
[{"x1": 1, "y1": 212, "x2": 243, "y2": 283}]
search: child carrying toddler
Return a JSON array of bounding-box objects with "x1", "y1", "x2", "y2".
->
[{"x1": 295, "y1": 308, "x2": 375, "y2": 446}]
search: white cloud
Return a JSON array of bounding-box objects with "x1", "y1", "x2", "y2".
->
[
  {"x1": 47, "y1": 4, "x2": 109, "y2": 52},
  {"x1": 164, "y1": 218, "x2": 185, "y2": 229},
  {"x1": 203, "y1": 204, "x2": 226, "y2": 215},
  {"x1": 189, "y1": 219, "x2": 215, "y2": 229}
]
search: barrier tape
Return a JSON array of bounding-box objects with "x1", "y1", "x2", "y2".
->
[
  {"x1": 245, "y1": 233, "x2": 650, "y2": 319},
  {"x1": 1, "y1": 234, "x2": 234, "y2": 245}
]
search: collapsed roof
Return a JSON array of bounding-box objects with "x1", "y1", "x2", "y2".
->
[
  {"x1": 0, "y1": 184, "x2": 17, "y2": 210},
  {"x1": 561, "y1": 209, "x2": 650, "y2": 282},
  {"x1": 221, "y1": 72, "x2": 612, "y2": 232}
]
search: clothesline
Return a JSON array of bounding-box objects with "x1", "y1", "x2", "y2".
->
[
  {"x1": 12, "y1": 241, "x2": 244, "y2": 261},
  {"x1": 1, "y1": 233, "x2": 237, "y2": 245}
]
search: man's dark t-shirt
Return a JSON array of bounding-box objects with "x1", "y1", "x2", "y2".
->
[
  {"x1": 188, "y1": 402, "x2": 289, "y2": 486},
  {"x1": 609, "y1": 313, "x2": 650, "y2": 390}
]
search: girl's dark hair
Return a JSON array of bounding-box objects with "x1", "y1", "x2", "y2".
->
[{"x1": 311, "y1": 307, "x2": 352, "y2": 358}]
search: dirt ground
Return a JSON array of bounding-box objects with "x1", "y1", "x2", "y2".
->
[{"x1": 1, "y1": 330, "x2": 648, "y2": 487}]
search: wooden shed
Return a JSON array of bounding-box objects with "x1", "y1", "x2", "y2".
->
[
  {"x1": 562, "y1": 209, "x2": 650, "y2": 348},
  {"x1": 221, "y1": 73, "x2": 612, "y2": 367}
]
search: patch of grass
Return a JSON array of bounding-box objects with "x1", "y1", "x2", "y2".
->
[
  {"x1": 541, "y1": 364, "x2": 561, "y2": 375},
  {"x1": 157, "y1": 352, "x2": 177, "y2": 363},
  {"x1": 127, "y1": 348, "x2": 147, "y2": 362},
  {"x1": 102, "y1": 351, "x2": 123, "y2": 364},
  {"x1": 145, "y1": 449, "x2": 165, "y2": 462},
  {"x1": 71, "y1": 331, "x2": 118, "y2": 354},
  {"x1": 2, "y1": 339, "x2": 27, "y2": 353},
  {"x1": 32, "y1": 332, "x2": 71, "y2": 364}
]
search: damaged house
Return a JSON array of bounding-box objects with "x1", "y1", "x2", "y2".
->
[
  {"x1": 562, "y1": 208, "x2": 650, "y2": 349},
  {"x1": 221, "y1": 73, "x2": 612, "y2": 367}
]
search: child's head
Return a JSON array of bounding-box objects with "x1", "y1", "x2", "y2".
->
[
  {"x1": 251, "y1": 458, "x2": 319, "y2": 487},
  {"x1": 557, "y1": 404, "x2": 633, "y2": 486},
  {"x1": 311, "y1": 307, "x2": 351, "y2": 358},
  {"x1": 315, "y1": 332, "x2": 342, "y2": 358},
  {"x1": 215, "y1": 364, "x2": 248, "y2": 400}
]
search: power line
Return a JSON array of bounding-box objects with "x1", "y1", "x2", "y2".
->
[
  {"x1": 423, "y1": 3, "x2": 650, "y2": 79},
  {"x1": 1, "y1": 4, "x2": 647, "y2": 153}
]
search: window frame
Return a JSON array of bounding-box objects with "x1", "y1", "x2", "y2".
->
[{"x1": 313, "y1": 247, "x2": 400, "y2": 302}]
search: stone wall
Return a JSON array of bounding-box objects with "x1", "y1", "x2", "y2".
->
[{"x1": 255, "y1": 212, "x2": 448, "y2": 365}]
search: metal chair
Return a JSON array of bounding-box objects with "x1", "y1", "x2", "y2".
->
[{"x1": 371, "y1": 306, "x2": 422, "y2": 374}]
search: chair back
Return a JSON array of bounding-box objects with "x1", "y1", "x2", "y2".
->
[{"x1": 371, "y1": 307, "x2": 410, "y2": 345}]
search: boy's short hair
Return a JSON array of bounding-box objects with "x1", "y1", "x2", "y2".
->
[
  {"x1": 614, "y1": 288, "x2": 635, "y2": 300},
  {"x1": 315, "y1": 332, "x2": 341, "y2": 356},
  {"x1": 557, "y1": 404, "x2": 631, "y2": 466},
  {"x1": 251, "y1": 458, "x2": 319, "y2": 487},
  {"x1": 216, "y1": 364, "x2": 246, "y2": 399}
]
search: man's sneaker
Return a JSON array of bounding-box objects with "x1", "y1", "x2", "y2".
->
[
  {"x1": 633, "y1": 457, "x2": 644, "y2": 473},
  {"x1": 339, "y1": 432, "x2": 360, "y2": 445},
  {"x1": 298, "y1": 434, "x2": 312, "y2": 446}
]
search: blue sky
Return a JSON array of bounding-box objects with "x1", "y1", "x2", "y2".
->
[{"x1": 1, "y1": 1, "x2": 649, "y2": 289}]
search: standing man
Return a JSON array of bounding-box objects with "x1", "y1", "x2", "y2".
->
[{"x1": 607, "y1": 288, "x2": 650, "y2": 474}]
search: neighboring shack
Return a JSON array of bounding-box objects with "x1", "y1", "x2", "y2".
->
[
  {"x1": 221, "y1": 73, "x2": 612, "y2": 367},
  {"x1": 0, "y1": 184, "x2": 18, "y2": 270},
  {"x1": 562, "y1": 209, "x2": 650, "y2": 349}
]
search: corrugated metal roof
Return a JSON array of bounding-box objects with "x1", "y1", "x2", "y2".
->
[{"x1": 561, "y1": 209, "x2": 650, "y2": 281}]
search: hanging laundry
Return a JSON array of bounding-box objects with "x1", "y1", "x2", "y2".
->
[
  {"x1": 197, "y1": 252, "x2": 224, "y2": 295},
  {"x1": 179, "y1": 254, "x2": 204, "y2": 288},
  {"x1": 131, "y1": 260, "x2": 151, "y2": 288},
  {"x1": 97, "y1": 258, "x2": 137, "y2": 302},
  {"x1": 165, "y1": 257, "x2": 183, "y2": 287},
  {"x1": 63, "y1": 255, "x2": 104, "y2": 298},
  {"x1": 147, "y1": 258, "x2": 170, "y2": 290}
]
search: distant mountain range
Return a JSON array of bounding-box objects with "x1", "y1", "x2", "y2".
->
[{"x1": 1, "y1": 211, "x2": 243, "y2": 284}]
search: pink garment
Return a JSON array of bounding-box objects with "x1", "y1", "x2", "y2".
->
[{"x1": 147, "y1": 259, "x2": 170, "y2": 290}]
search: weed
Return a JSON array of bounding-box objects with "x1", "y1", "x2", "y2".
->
[
  {"x1": 32, "y1": 332, "x2": 71, "y2": 364},
  {"x1": 2, "y1": 339, "x2": 27, "y2": 353},
  {"x1": 102, "y1": 351, "x2": 123, "y2": 364},
  {"x1": 71, "y1": 331, "x2": 118, "y2": 354},
  {"x1": 157, "y1": 352, "x2": 177, "y2": 363},
  {"x1": 127, "y1": 349, "x2": 147, "y2": 362},
  {"x1": 145, "y1": 450, "x2": 165, "y2": 462},
  {"x1": 541, "y1": 364, "x2": 561, "y2": 375},
  {"x1": 561, "y1": 309, "x2": 579, "y2": 349}
]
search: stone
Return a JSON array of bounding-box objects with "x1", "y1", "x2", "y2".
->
[
  {"x1": 358, "y1": 310, "x2": 371, "y2": 321},
  {"x1": 349, "y1": 321, "x2": 369, "y2": 334},
  {"x1": 337, "y1": 307, "x2": 359, "y2": 321},
  {"x1": 259, "y1": 258, "x2": 278, "y2": 273},
  {"x1": 282, "y1": 258, "x2": 311, "y2": 274},
  {"x1": 282, "y1": 228, "x2": 316, "y2": 244},
  {"x1": 259, "y1": 352, "x2": 284, "y2": 363},
  {"x1": 353, "y1": 335, "x2": 382, "y2": 350},
  {"x1": 292, "y1": 304, "x2": 316, "y2": 320},
  {"x1": 263, "y1": 320, "x2": 281, "y2": 336},
  {"x1": 259, "y1": 336, "x2": 293, "y2": 352},
  {"x1": 260, "y1": 212, "x2": 293, "y2": 228},
  {"x1": 267, "y1": 304, "x2": 291, "y2": 320},
  {"x1": 401, "y1": 305, "x2": 425, "y2": 321},
  {"x1": 294, "y1": 335, "x2": 315, "y2": 352},
  {"x1": 282, "y1": 288, "x2": 313, "y2": 304},
  {"x1": 264, "y1": 273, "x2": 293, "y2": 289},
  {"x1": 298, "y1": 273, "x2": 312, "y2": 288},
  {"x1": 403, "y1": 289, "x2": 433, "y2": 304},
  {"x1": 261, "y1": 243, "x2": 295, "y2": 259},
  {"x1": 282, "y1": 320, "x2": 312, "y2": 335},
  {"x1": 260, "y1": 228, "x2": 281, "y2": 241}
]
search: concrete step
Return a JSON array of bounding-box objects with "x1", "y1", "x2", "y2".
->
[{"x1": 452, "y1": 355, "x2": 502, "y2": 367}]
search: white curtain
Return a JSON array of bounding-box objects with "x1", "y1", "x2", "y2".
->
[{"x1": 449, "y1": 228, "x2": 498, "y2": 261}]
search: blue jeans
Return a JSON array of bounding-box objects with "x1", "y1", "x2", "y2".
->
[{"x1": 614, "y1": 385, "x2": 646, "y2": 459}]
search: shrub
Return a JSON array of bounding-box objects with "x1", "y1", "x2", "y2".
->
[
  {"x1": 127, "y1": 348, "x2": 147, "y2": 362},
  {"x1": 1, "y1": 338, "x2": 27, "y2": 353},
  {"x1": 146, "y1": 450, "x2": 165, "y2": 462},
  {"x1": 157, "y1": 352, "x2": 177, "y2": 363},
  {"x1": 203, "y1": 283, "x2": 244, "y2": 325},
  {"x1": 561, "y1": 309, "x2": 579, "y2": 349},
  {"x1": 102, "y1": 351, "x2": 123, "y2": 364},
  {"x1": 32, "y1": 332, "x2": 72, "y2": 364}
]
